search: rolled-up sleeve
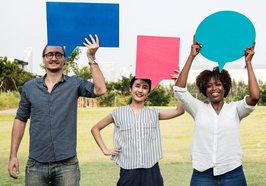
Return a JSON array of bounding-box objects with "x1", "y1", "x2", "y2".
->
[
  {"x1": 236, "y1": 95, "x2": 256, "y2": 120},
  {"x1": 77, "y1": 76, "x2": 96, "y2": 98},
  {"x1": 15, "y1": 85, "x2": 31, "y2": 122},
  {"x1": 173, "y1": 86, "x2": 202, "y2": 118}
]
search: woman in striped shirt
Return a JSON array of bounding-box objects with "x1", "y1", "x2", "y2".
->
[{"x1": 91, "y1": 76, "x2": 184, "y2": 186}]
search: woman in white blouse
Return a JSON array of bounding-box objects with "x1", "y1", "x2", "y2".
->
[{"x1": 171, "y1": 41, "x2": 260, "y2": 186}]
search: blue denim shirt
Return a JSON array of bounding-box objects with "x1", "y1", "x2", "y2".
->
[{"x1": 16, "y1": 75, "x2": 95, "y2": 162}]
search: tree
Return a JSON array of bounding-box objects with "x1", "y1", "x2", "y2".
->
[
  {"x1": 74, "y1": 66, "x2": 92, "y2": 80},
  {"x1": 146, "y1": 85, "x2": 171, "y2": 106},
  {"x1": 259, "y1": 80, "x2": 266, "y2": 105},
  {"x1": 226, "y1": 80, "x2": 248, "y2": 102},
  {"x1": 112, "y1": 75, "x2": 133, "y2": 96},
  {"x1": 64, "y1": 48, "x2": 82, "y2": 75},
  {"x1": 97, "y1": 81, "x2": 118, "y2": 106},
  {"x1": 187, "y1": 82, "x2": 208, "y2": 103},
  {"x1": 97, "y1": 75, "x2": 133, "y2": 107},
  {"x1": 0, "y1": 57, "x2": 36, "y2": 92}
]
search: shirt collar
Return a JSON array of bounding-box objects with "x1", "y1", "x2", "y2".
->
[{"x1": 36, "y1": 74, "x2": 68, "y2": 85}]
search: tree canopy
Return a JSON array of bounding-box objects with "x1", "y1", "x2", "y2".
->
[
  {"x1": 0, "y1": 57, "x2": 36, "y2": 92},
  {"x1": 1, "y1": 55, "x2": 266, "y2": 106}
]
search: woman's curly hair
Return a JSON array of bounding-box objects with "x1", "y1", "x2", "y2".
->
[{"x1": 196, "y1": 67, "x2": 232, "y2": 98}]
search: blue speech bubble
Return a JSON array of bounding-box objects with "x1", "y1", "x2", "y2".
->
[
  {"x1": 195, "y1": 10, "x2": 256, "y2": 70},
  {"x1": 46, "y1": 2, "x2": 119, "y2": 57}
]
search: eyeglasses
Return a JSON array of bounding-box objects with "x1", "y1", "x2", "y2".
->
[{"x1": 43, "y1": 52, "x2": 64, "y2": 59}]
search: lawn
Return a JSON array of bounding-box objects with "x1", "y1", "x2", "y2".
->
[{"x1": 0, "y1": 106, "x2": 265, "y2": 186}]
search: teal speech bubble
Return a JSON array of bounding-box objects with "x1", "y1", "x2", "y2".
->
[{"x1": 195, "y1": 10, "x2": 256, "y2": 70}]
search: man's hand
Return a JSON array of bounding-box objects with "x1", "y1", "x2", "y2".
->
[
  {"x1": 83, "y1": 34, "x2": 99, "y2": 61},
  {"x1": 8, "y1": 157, "x2": 19, "y2": 179}
]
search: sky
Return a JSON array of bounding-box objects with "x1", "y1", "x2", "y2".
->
[{"x1": 0, "y1": 0, "x2": 265, "y2": 82}]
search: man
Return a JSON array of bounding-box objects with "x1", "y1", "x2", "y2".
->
[{"x1": 8, "y1": 34, "x2": 106, "y2": 186}]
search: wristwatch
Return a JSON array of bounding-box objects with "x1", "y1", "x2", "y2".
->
[{"x1": 88, "y1": 60, "x2": 98, "y2": 65}]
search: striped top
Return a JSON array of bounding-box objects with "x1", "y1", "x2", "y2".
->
[{"x1": 111, "y1": 105, "x2": 163, "y2": 169}]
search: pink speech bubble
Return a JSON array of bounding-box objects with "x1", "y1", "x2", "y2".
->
[{"x1": 135, "y1": 35, "x2": 180, "y2": 90}]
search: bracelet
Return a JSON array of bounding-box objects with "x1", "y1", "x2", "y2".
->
[{"x1": 88, "y1": 60, "x2": 98, "y2": 65}]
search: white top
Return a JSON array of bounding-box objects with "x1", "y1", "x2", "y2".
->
[
  {"x1": 111, "y1": 105, "x2": 162, "y2": 169},
  {"x1": 173, "y1": 86, "x2": 256, "y2": 176}
]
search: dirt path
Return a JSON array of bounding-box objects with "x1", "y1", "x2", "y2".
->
[{"x1": 0, "y1": 109, "x2": 17, "y2": 114}]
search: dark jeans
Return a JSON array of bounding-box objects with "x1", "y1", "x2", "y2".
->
[
  {"x1": 117, "y1": 163, "x2": 163, "y2": 186},
  {"x1": 190, "y1": 165, "x2": 247, "y2": 186},
  {"x1": 25, "y1": 156, "x2": 80, "y2": 186}
]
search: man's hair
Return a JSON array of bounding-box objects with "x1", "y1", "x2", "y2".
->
[
  {"x1": 42, "y1": 45, "x2": 65, "y2": 57},
  {"x1": 130, "y1": 76, "x2": 152, "y2": 93},
  {"x1": 196, "y1": 66, "x2": 232, "y2": 98}
]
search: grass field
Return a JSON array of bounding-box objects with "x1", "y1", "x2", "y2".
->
[{"x1": 0, "y1": 106, "x2": 266, "y2": 186}]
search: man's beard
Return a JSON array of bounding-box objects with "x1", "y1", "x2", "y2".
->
[{"x1": 46, "y1": 67, "x2": 62, "y2": 73}]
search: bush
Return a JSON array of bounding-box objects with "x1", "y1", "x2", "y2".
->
[{"x1": 0, "y1": 91, "x2": 20, "y2": 110}]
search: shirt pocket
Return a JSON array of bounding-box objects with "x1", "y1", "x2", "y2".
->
[
  {"x1": 119, "y1": 125, "x2": 133, "y2": 140},
  {"x1": 143, "y1": 122, "x2": 158, "y2": 140}
]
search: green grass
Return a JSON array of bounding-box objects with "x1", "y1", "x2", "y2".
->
[
  {"x1": 0, "y1": 106, "x2": 266, "y2": 185},
  {"x1": 0, "y1": 92, "x2": 20, "y2": 111}
]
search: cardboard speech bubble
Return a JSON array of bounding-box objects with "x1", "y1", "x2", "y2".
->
[
  {"x1": 195, "y1": 10, "x2": 256, "y2": 70},
  {"x1": 135, "y1": 35, "x2": 180, "y2": 90},
  {"x1": 46, "y1": 2, "x2": 119, "y2": 57}
]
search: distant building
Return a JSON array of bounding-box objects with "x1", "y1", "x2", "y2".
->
[
  {"x1": 1, "y1": 47, "x2": 32, "y2": 71},
  {"x1": 15, "y1": 59, "x2": 28, "y2": 70}
]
